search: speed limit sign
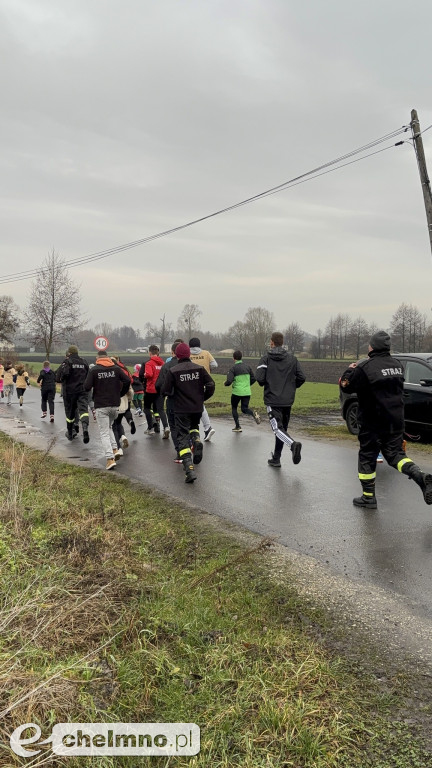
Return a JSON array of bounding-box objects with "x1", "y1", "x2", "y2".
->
[{"x1": 94, "y1": 335, "x2": 109, "y2": 351}]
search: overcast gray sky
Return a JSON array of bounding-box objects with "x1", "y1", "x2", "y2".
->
[{"x1": 1, "y1": 0, "x2": 432, "y2": 337}]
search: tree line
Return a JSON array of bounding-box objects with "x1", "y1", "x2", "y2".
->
[{"x1": 1, "y1": 251, "x2": 431, "y2": 359}]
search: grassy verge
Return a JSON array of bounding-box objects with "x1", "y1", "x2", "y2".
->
[{"x1": 0, "y1": 434, "x2": 430, "y2": 766}]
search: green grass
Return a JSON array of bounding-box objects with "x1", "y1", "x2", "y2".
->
[{"x1": 0, "y1": 434, "x2": 430, "y2": 766}]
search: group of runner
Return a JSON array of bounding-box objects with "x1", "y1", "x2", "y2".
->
[
  {"x1": 1, "y1": 333, "x2": 305, "y2": 485},
  {"x1": 4, "y1": 328, "x2": 431, "y2": 506}
]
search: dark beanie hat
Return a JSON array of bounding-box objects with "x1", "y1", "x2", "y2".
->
[
  {"x1": 189, "y1": 337, "x2": 200, "y2": 347},
  {"x1": 175, "y1": 342, "x2": 191, "y2": 360},
  {"x1": 369, "y1": 331, "x2": 391, "y2": 352}
]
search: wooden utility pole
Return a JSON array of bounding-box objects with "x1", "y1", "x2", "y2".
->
[{"x1": 411, "y1": 109, "x2": 432, "y2": 256}]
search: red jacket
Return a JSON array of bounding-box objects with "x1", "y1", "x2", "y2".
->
[{"x1": 144, "y1": 355, "x2": 165, "y2": 393}]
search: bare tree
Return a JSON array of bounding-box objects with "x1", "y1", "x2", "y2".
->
[
  {"x1": 177, "y1": 304, "x2": 202, "y2": 340},
  {"x1": 145, "y1": 315, "x2": 173, "y2": 351},
  {"x1": 390, "y1": 303, "x2": 410, "y2": 352},
  {"x1": 226, "y1": 321, "x2": 252, "y2": 354},
  {"x1": 243, "y1": 306, "x2": 275, "y2": 356},
  {"x1": 94, "y1": 322, "x2": 113, "y2": 338},
  {"x1": 284, "y1": 322, "x2": 304, "y2": 354},
  {"x1": 349, "y1": 316, "x2": 369, "y2": 359},
  {"x1": 0, "y1": 296, "x2": 20, "y2": 344},
  {"x1": 389, "y1": 304, "x2": 426, "y2": 352},
  {"x1": 26, "y1": 250, "x2": 82, "y2": 358},
  {"x1": 334, "y1": 313, "x2": 351, "y2": 359},
  {"x1": 324, "y1": 317, "x2": 338, "y2": 359},
  {"x1": 309, "y1": 328, "x2": 324, "y2": 358}
]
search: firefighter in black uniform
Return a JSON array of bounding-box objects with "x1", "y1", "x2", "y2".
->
[
  {"x1": 161, "y1": 342, "x2": 215, "y2": 484},
  {"x1": 340, "y1": 330, "x2": 432, "y2": 509},
  {"x1": 56, "y1": 345, "x2": 90, "y2": 443}
]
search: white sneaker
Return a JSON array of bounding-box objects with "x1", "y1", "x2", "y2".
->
[
  {"x1": 377, "y1": 452, "x2": 384, "y2": 463},
  {"x1": 204, "y1": 427, "x2": 215, "y2": 442},
  {"x1": 120, "y1": 435, "x2": 129, "y2": 448},
  {"x1": 162, "y1": 427, "x2": 170, "y2": 439}
]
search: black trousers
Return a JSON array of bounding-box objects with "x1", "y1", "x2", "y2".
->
[
  {"x1": 144, "y1": 392, "x2": 168, "y2": 429},
  {"x1": 64, "y1": 390, "x2": 89, "y2": 429},
  {"x1": 231, "y1": 394, "x2": 254, "y2": 426},
  {"x1": 175, "y1": 412, "x2": 202, "y2": 456},
  {"x1": 41, "y1": 388, "x2": 55, "y2": 415},
  {"x1": 166, "y1": 402, "x2": 179, "y2": 451},
  {"x1": 271, "y1": 406, "x2": 291, "y2": 457},
  {"x1": 358, "y1": 429, "x2": 407, "y2": 477}
]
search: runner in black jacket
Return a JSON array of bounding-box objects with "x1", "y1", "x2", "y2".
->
[
  {"x1": 161, "y1": 343, "x2": 215, "y2": 483},
  {"x1": 256, "y1": 331, "x2": 305, "y2": 468},
  {"x1": 37, "y1": 361, "x2": 57, "y2": 421},
  {"x1": 56, "y1": 345, "x2": 90, "y2": 442},
  {"x1": 84, "y1": 351, "x2": 131, "y2": 470},
  {"x1": 340, "y1": 330, "x2": 432, "y2": 508}
]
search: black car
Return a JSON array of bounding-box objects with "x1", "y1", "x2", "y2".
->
[{"x1": 340, "y1": 353, "x2": 432, "y2": 436}]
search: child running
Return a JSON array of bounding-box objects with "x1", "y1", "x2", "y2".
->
[
  {"x1": 132, "y1": 364, "x2": 144, "y2": 416},
  {"x1": 37, "y1": 361, "x2": 57, "y2": 421},
  {"x1": 15, "y1": 364, "x2": 30, "y2": 407}
]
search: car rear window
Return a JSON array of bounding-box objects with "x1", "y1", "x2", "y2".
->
[{"x1": 404, "y1": 360, "x2": 432, "y2": 385}]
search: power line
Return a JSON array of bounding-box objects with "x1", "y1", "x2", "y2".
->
[{"x1": 0, "y1": 125, "x2": 412, "y2": 285}]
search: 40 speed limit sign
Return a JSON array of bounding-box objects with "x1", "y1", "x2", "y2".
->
[{"x1": 94, "y1": 335, "x2": 109, "y2": 351}]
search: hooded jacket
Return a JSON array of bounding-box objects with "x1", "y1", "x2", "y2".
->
[
  {"x1": 84, "y1": 357, "x2": 131, "y2": 409},
  {"x1": 340, "y1": 351, "x2": 405, "y2": 432},
  {"x1": 255, "y1": 347, "x2": 305, "y2": 406},
  {"x1": 37, "y1": 368, "x2": 57, "y2": 392},
  {"x1": 189, "y1": 347, "x2": 218, "y2": 374},
  {"x1": 143, "y1": 355, "x2": 165, "y2": 393}
]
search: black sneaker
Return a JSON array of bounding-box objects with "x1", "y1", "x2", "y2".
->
[
  {"x1": 193, "y1": 440, "x2": 203, "y2": 465},
  {"x1": 268, "y1": 454, "x2": 281, "y2": 468},
  {"x1": 353, "y1": 495, "x2": 377, "y2": 509},
  {"x1": 83, "y1": 429, "x2": 90, "y2": 444},
  {"x1": 291, "y1": 441, "x2": 302, "y2": 465},
  {"x1": 421, "y1": 473, "x2": 432, "y2": 505},
  {"x1": 153, "y1": 421, "x2": 160, "y2": 434},
  {"x1": 204, "y1": 427, "x2": 215, "y2": 442},
  {"x1": 65, "y1": 431, "x2": 73, "y2": 441},
  {"x1": 130, "y1": 421, "x2": 136, "y2": 434}
]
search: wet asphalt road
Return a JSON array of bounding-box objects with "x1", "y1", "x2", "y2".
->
[{"x1": 2, "y1": 394, "x2": 432, "y2": 619}]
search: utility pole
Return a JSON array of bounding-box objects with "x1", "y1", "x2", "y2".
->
[{"x1": 410, "y1": 109, "x2": 432, "y2": 256}]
